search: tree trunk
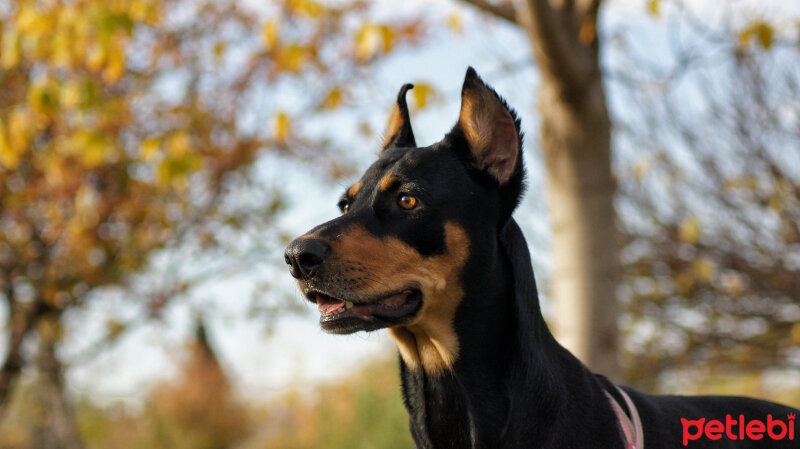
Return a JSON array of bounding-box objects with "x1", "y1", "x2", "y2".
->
[
  {"x1": 0, "y1": 291, "x2": 43, "y2": 414},
  {"x1": 519, "y1": 0, "x2": 620, "y2": 380},
  {"x1": 538, "y1": 74, "x2": 619, "y2": 379},
  {"x1": 36, "y1": 314, "x2": 85, "y2": 449},
  {"x1": 461, "y1": 0, "x2": 620, "y2": 380}
]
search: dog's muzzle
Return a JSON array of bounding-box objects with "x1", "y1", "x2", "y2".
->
[{"x1": 284, "y1": 237, "x2": 331, "y2": 279}]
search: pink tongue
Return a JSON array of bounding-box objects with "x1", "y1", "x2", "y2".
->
[{"x1": 318, "y1": 297, "x2": 345, "y2": 315}]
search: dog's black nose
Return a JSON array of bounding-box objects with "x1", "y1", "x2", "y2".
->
[{"x1": 284, "y1": 237, "x2": 331, "y2": 279}]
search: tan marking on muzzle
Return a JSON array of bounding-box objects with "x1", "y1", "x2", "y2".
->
[{"x1": 332, "y1": 222, "x2": 469, "y2": 376}]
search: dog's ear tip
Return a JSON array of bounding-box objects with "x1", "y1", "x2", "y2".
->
[
  {"x1": 382, "y1": 83, "x2": 417, "y2": 150},
  {"x1": 463, "y1": 66, "x2": 482, "y2": 89},
  {"x1": 397, "y1": 83, "x2": 414, "y2": 104}
]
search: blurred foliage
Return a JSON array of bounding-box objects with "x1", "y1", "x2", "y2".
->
[
  {"x1": 611, "y1": 2, "x2": 800, "y2": 388},
  {"x1": 255, "y1": 357, "x2": 412, "y2": 449},
  {"x1": 0, "y1": 354, "x2": 413, "y2": 449},
  {"x1": 0, "y1": 0, "x2": 431, "y2": 423},
  {"x1": 0, "y1": 322, "x2": 249, "y2": 449}
]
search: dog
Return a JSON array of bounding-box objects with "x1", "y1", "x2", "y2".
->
[{"x1": 284, "y1": 68, "x2": 799, "y2": 448}]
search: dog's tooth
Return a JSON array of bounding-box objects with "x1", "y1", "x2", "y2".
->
[{"x1": 345, "y1": 301, "x2": 354, "y2": 309}]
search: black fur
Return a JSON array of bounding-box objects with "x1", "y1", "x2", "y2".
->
[{"x1": 285, "y1": 68, "x2": 799, "y2": 448}]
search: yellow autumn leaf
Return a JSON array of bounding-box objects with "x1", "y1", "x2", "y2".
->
[
  {"x1": 168, "y1": 131, "x2": 191, "y2": 157},
  {"x1": 60, "y1": 79, "x2": 83, "y2": 109},
  {"x1": 0, "y1": 119, "x2": 19, "y2": 169},
  {"x1": 678, "y1": 216, "x2": 700, "y2": 244},
  {"x1": 380, "y1": 25, "x2": 396, "y2": 53},
  {"x1": 768, "y1": 195, "x2": 783, "y2": 214},
  {"x1": 86, "y1": 43, "x2": 106, "y2": 71},
  {"x1": 675, "y1": 271, "x2": 695, "y2": 295},
  {"x1": 27, "y1": 77, "x2": 60, "y2": 115},
  {"x1": 322, "y1": 88, "x2": 343, "y2": 109},
  {"x1": 791, "y1": 322, "x2": 800, "y2": 346},
  {"x1": 276, "y1": 44, "x2": 308, "y2": 73},
  {"x1": 756, "y1": 23, "x2": 774, "y2": 49},
  {"x1": 7, "y1": 108, "x2": 33, "y2": 154},
  {"x1": 692, "y1": 256, "x2": 717, "y2": 283},
  {"x1": 81, "y1": 135, "x2": 109, "y2": 168},
  {"x1": 739, "y1": 21, "x2": 774, "y2": 50},
  {"x1": 1, "y1": 28, "x2": 22, "y2": 69},
  {"x1": 141, "y1": 137, "x2": 161, "y2": 161},
  {"x1": 214, "y1": 42, "x2": 226, "y2": 59},
  {"x1": 51, "y1": 30, "x2": 73, "y2": 68},
  {"x1": 647, "y1": 0, "x2": 660, "y2": 17},
  {"x1": 274, "y1": 112, "x2": 291, "y2": 143},
  {"x1": 722, "y1": 273, "x2": 746, "y2": 296},
  {"x1": 447, "y1": 12, "x2": 463, "y2": 34},
  {"x1": 290, "y1": 0, "x2": 324, "y2": 18},
  {"x1": 261, "y1": 20, "x2": 279, "y2": 50},
  {"x1": 103, "y1": 43, "x2": 127, "y2": 83},
  {"x1": 355, "y1": 24, "x2": 381, "y2": 60},
  {"x1": 129, "y1": 0, "x2": 150, "y2": 21},
  {"x1": 16, "y1": 5, "x2": 47, "y2": 35},
  {"x1": 412, "y1": 83, "x2": 434, "y2": 109}
]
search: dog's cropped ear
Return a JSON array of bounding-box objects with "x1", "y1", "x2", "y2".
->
[
  {"x1": 382, "y1": 84, "x2": 417, "y2": 150},
  {"x1": 457, "y1": 67, "x2": 521, "y2": 185}
]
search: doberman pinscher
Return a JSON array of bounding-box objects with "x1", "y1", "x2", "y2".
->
[{"x1": 285, "y1": 68, "x2": 799, "y2": 448}]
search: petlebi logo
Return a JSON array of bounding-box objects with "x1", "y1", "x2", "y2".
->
[{"x1": 681, "y1": 413, "x2": 795, "y2": 446}]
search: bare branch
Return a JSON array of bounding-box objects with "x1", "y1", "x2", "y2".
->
[{"x1": 460, "y1": 0, "x2": 518, "y2": 24}]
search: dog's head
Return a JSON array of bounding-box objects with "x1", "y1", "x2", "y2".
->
[{"x1": 285, "y1": 67, "x2": 524, "y2": 374}]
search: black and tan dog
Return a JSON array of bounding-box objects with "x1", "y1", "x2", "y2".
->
[{"x1": 285, "y1": 68, "x2": 798, "y2": 448}]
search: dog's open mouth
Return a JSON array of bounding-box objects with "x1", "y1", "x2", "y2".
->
[{"x1": 306, "y1": 288, "x2": 422, "y2": 334}]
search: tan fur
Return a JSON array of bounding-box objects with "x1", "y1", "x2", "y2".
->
[
  {"x1": 347, "y1": 182, "x2": 362, "y2": 197},
  {"x1": 459, "y1": 87, "x2": 519, "y2": 184},
  {"x1": 330, "y1": 223, "x2": 470, "y2": 376},
  {"x1": 459, "y1": 93, "x2": 494, "y2": 156},
  {"x1": 379, "y1": 175, "x2": 398, "y2": 192},
  {"x1": 382, "y1": 107, "x2": 403, "y2": 148}
]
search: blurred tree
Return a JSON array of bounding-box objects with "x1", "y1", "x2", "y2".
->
[
  {"x1": 0, "y1": 0, "x2": 426, "y2": 444},
  {"x1": 609, "y1": 3, "x2": 800, "y2": 388},
  {"x1": 144, "y1": 319, "x2": 247, "y2": 449}
]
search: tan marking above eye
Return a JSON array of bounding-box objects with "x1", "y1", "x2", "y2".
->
[
  {"x1": 379, "y1": 175, "x2": 398, "y2": 192},
  {"x1": 329, "y1": 222, "x2": 470, "y2": 376},
  {"x1": 347, "y1": 182, "x2": 362, "y2": 198}
]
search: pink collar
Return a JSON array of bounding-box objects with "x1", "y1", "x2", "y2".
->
[{"x1": 605, "y1": 387, "x2": 644, "y2": 449}]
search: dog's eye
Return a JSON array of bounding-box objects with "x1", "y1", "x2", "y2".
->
[
  {"x1": 397, "y1": 194, "x2": 417, "y2": 210},
  {"x1": 338, "y1": 200, "x2": 349, "y2": 214}
]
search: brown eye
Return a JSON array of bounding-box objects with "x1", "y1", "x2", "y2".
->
[
  {"x1": 338, "y1": 200, "x2": 349, "y2": 214},
  {"x1": 398, "y1": 194, "x2": 417, "y2": 210}
]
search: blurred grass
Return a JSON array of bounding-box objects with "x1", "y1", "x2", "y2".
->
[{"x1": 260, "y1": 357, "x2": 413, "y2": 449}]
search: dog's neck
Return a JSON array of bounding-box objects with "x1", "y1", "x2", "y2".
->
[{"x1": 399, "y1": 219, "x2": 621, "y2": 449}]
